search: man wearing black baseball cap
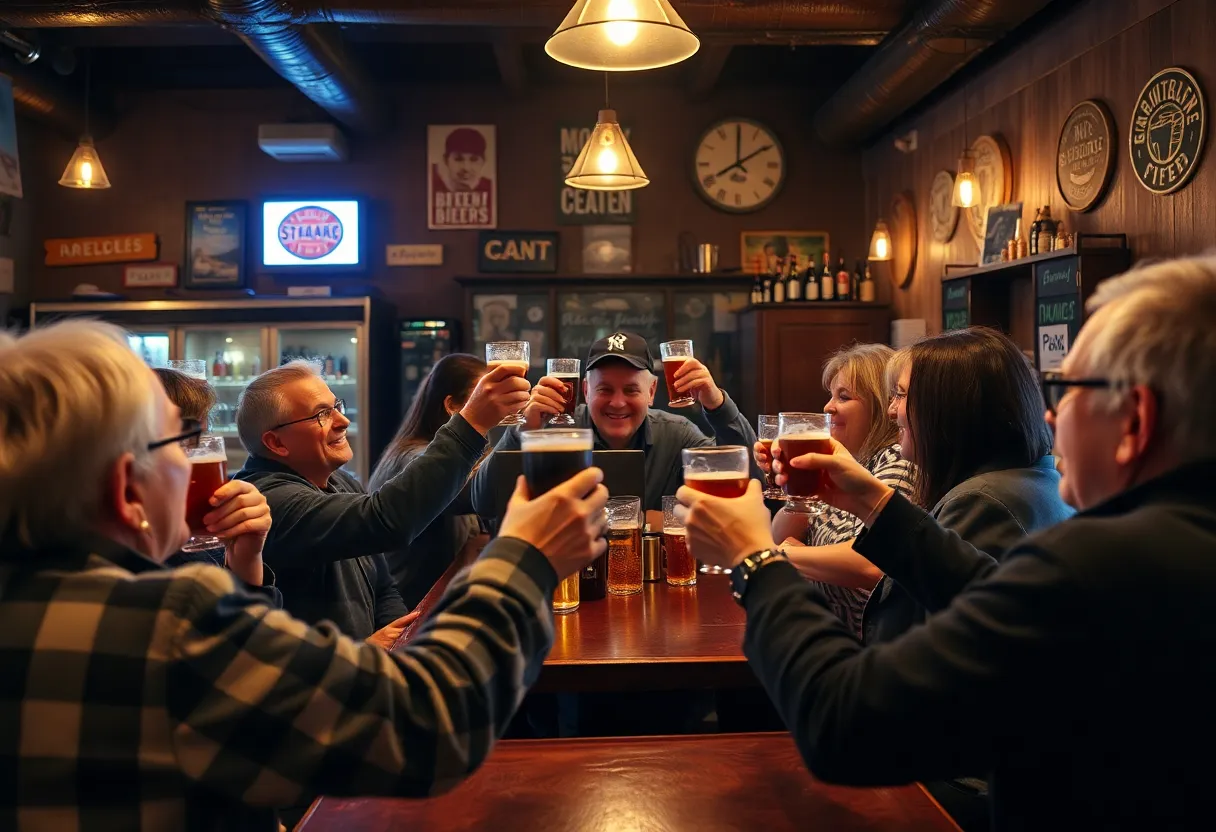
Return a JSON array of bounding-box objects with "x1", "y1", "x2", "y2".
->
[{"x1": 472, "y1": 331, "x2": 759, "y2": 513}]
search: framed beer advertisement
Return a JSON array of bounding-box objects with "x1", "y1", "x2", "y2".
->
[
  {"x1": 429, "y1": 124, "x2": 497, "y2": 230},
  {"x1": 184, "y1": 201, "x2": 248, "y2": 289}
]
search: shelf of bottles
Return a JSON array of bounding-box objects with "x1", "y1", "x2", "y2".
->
[
  {"x1": 183, "y1": 328, "x2": 263, "y2": 475},
  {"x1": 277, "y1": 328, "x2": 361, "y2": 474},
  {"x1": 748, "y1": 252, "x2": 878, "y2": 306}
]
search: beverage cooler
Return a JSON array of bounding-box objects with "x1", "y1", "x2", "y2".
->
[
  {"x1": 29, "y1": 297, "x2": 400, "y2": 482},
  {"x1": 399, "y1": 318, "x2": 461, "y2": 416}
]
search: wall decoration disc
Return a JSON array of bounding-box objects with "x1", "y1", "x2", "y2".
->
[
  {"x1": 1129, "y1": 67, "x2": 1206, "y2": 195},
  {"x1": 963, "y1": 134, "x2": 1012, "y2": 245},
  {"x1": 928, "y1": 170, "x2": 958, "y2": 242},
  {"x1": 1057, "y1": 99, "x2": 1116, "y2": 211},
  {"x1": 889, "y1": 191, "x2": 917, "y2": 289}
]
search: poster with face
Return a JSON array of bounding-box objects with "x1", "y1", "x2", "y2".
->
[{"x1": 428, "y1": 124, "x2": 497, "y2": 230}]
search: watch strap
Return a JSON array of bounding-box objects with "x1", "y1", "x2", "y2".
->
[{"x1": 730, "y1": 548, "x2": 788, "y2": 604}]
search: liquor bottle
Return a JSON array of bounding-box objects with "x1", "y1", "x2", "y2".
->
[
  {"x1": 1029, "y1": 207, "x2": 1044, "y2": 256},
  {"x1": 1037, "y1": 206, "x2": 1057, "y2": 254},
  {"x1": 852, "y1": 260, "x2": 864, "y2": 300},
  {"x1": 213, "y1": 351, "x2": 225, "y2": 378},
  {"x1": 859, "y1": 263, "x2": 876, "y2": 302},
  {"x1": 819, "y1": 252, "x2": 835, "y2": 301},
  {"x1": 750, "y1": 272, "x2": 763, "y2": 305},
  {"x1": 786, "y1": 254, "x2": 802, "y2": 301},
  {"x1": 338, "y1": 354, "x2": 350, "y2": 377},
  {"x1": 803, "y1": 257, "x2": 820, "y2": 301},
  {"x1": 324, "y1": 354, "x2": 336, "y2": 376},
  {"x1": 773, "y1": 268, "x2": 785, "y2": 303},
  {"x1": 762, "y1": 275, "x2": 773, "y2": 304},
  {"x1": 835, "y1": 256, "x2": 851, "y2": 301}
]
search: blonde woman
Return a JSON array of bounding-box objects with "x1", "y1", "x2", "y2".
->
[{"x1": 755, "y1": 343, "x2": 914, "y2": 637}]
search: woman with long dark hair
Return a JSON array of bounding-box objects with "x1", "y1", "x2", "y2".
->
[{"x1": 370, "y1": 353, "x2": 490, "y2": 608}]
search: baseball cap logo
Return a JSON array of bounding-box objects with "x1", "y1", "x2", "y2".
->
[{"x1": 606, "y1": 333, "x2": 627, "y2": 352}]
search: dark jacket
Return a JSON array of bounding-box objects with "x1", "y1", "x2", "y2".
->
[
  {"x1": 741, "y1": 459, "x2": 1216, "y2": 830},
  {"x1": 234, "y1": 412, "x2": 486, "y2": 638},
  {"x1": 863, "y1": 456, "x2": 1073, "y2": 645}
]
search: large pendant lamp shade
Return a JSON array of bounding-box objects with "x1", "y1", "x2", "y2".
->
[
  {"x1": 59, "y1": 136, "x2": 111, "y2": 189},
  {"x1": 546, "y1": 0, "x2": 700, "y2": 72},
  {"x1": 565, "y1": 109, "x2": 649, "y2": 191}
]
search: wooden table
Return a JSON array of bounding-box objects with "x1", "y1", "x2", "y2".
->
[{"x1": 297, "y1": 733, "x2": 960, "y2": 832}]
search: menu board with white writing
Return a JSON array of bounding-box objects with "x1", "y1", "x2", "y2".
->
[
  {"x1": 941, "y1": 279, "x2": 971, "y2": 331},
  {"x1": 1035, "y1": 257, "x2": 1080, "y2": 371}
]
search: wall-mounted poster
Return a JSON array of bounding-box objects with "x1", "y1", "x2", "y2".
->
[
  {"x1": 740, "y1": 231, "x2": 829, "y2": 275},
  {"x1": 558, "y1": 123, "x2": 635, "y2": 225},
  {"x1": 429, "y1": 124, "x2": 496, "y2": 230},
  {"x1": 184, "y1": 201, "x2": 247, "y2": 288},
  {"x1": 0, "y1": 75, "x2": 21, "y2": 199},
  {"x1": 583, "y1": 225, "x2": 632, "y2": 274}
]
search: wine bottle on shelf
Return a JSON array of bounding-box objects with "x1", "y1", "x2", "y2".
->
[
  {"x1": 819, "y1": 252, "x2": 835, "y2": 301},
  {"x1": 1038, "y1": 206, "x2": 1057, "y2": 254},
  {"x1": 786, "y1": 254, "x2": 802, "y2": 301},
  {"x1": 772, "y1": 266, "x2": 785, "y2": 303},
  {"x1": 859, "y1": 263, "x2": 876, "y2": 302},
  {"x1": 835, "y1": 256, "x2": 851, "y2": 301},
  {"x1": 761, "y1": 275, "x2": 773, "y2": 304},
  {"x1": 1029, "y1": 207, "x2": 1044, "y2": 256},
  {"x1": 750, "y1": 272, "x2": 763, "y2": 305},
  {"x1": 803, "y1": 257, "x2": 819, "y2": 301}
]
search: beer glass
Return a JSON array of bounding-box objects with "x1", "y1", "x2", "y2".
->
[
  {"x1": 546, "y1": 358, "x2": 581, "y2": 427},
  {"x1": 486, "y1": 341, "x2": 530, "y2": 426},
  {"x1": 757, "y1": 415, "x2": 784, "y2": 498},
  {"x1": 182, "y1": 434, "x2": 227, "y2": 553},
  {"x1": 659, "y1": 339, "x2": 695, "y2": 408},
  {"x1": 662, "y1": 495, "x2": 696, "y2": 587},
  {"x1": 522, "y1": 428, "x2": 592, "y2": 613},
  {"x1": 165, "y1": 359, "x2": 207, "y2": 380},
  {"x1": 777, "y1": 412, "x2": 832, "y2": 515},
  {"x1": 681, "y1": 446, "x2": 751, "y2": 498},
  {"x1": 606, "y1": 496, "x2": 643, "y2": 595}
]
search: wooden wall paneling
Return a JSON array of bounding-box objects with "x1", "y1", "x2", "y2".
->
[{"x1": 1169, "y1": 0, "x2": 1216, "y2": 255}]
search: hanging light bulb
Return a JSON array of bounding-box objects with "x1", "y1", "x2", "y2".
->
[
  {"x1": 952, "y1": 151, "x2": 979, "y2": 208},
  {"x1": 546, "y1": 0, "x2": 700, "y2": 72},
  {"x1": 868, "y1": 220, "x2": 892, "y2": 262},
  {"x1": 565, "y1": 109, "x2": 648, "y2": 190},
  {"x1": 59, "y1": 136, "x2": 111, "y2": 189}
]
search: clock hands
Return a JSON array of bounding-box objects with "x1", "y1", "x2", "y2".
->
[
  {"x1": 713, "y1": 140, "x2": 776, "y2": 178},
  {"x1": 736, "y1": 123, "x2": 741, "y2": 167}
]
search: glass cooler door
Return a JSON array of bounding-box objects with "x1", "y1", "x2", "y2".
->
[{"x1": 181, "y1": 326, "x2": 267, "y2": 475}]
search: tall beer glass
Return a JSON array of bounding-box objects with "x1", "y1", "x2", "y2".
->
[
  {"x1": 486, "y1": 341, "x2": 530, "y2": 426},
  {"x1": 521, "y1": 428, "x2": 592, "y2": 613},
  {"x1": 546, "y1": 358, "x2": 581, "y2": 427},
  {"x1": 777, "y1": 412, "x2": 832, "y2": 515},
  {"x1": 183, "y1": 434, "x2": 227, "y2": 553},
  {"x1": 682, "y1": 446, "x2": 750, "y2": 574},
  {"x1": 659, "y1": 339, "x2": 695, "y2": 408},
  {"x1": 662, "y1": 495, "x2": 696, "y2": 586},
  {"x1": 606, "y1": 496, "x2": 643, "y2": 595},
  {"x1": 757, "y1": 415, "x2": 784, "y2": 498}
]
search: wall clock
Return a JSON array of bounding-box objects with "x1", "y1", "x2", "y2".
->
[{"x1": 692, "y1": 118, "x2": 786, "y2": 213}]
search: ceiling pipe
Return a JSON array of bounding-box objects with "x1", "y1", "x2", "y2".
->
[
  {"x1": 1, "y1": 29, "x2": 41, "y2": 63},
  {"x1": 812, "y1": 0, "x2": 1055, "y2": 147},
  {"x1": 2, "y1": 59, "x2": 116, "y2": 140}
]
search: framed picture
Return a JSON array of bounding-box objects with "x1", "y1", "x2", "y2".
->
[
  {"x1": 980, "y1": 203, "x2": 1023, "y2": 265},
  {"x1": 740, "y1": 230, "x2": 829, "y2": 274},
  {"x1": 428, "y1": 124, "x2": 497, "y2": 230},
  {"x1": 184, "y1": 201, "x2": 247, "y2": 288},
  {"x1": 582, "y1": 225, "x2": 633, "y2": 274}
]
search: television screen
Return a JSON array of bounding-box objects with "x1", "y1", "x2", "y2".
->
[{"x1": 262, "y1": 199, "x2": 361, "y2": 268}]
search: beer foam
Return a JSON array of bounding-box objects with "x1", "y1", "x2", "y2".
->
[
  {"x1": 189, "y1": 453, "x2": 227, "y2": 465},
  {"x1": 662, "y1": 355, "x2": 688, "y2": 363},
  {"x1": 781, "y1": 431, "x2": 830, "y2": 441},
  {"x1": 550, "y1": 373, "x2": 580, "y2": 380},
  {"x1": 684, "y1": 470, "x2": 748, "y2": 480},
  {"x1": 521, "y1": 438, "x2": 592, "y2": 452},
  {"x1": 489, "y1": 359, "x2": 529, "y2": 372},
  {"x1": 662, "y1": 526, "x2": 685, "y2": 534}
]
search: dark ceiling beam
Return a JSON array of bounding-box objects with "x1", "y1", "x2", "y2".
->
[
  {"x1": 491, "y1": 31, "x2": 526, "y2": 97},
  {"x1": 686, "y1": 44, "x2": 732, "y2": 101},
  {"x1": 1, "y1": 57, "x2": 115, "y2": 140}
]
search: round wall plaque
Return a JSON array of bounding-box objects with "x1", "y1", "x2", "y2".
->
[
  {"x1": 1129, "y1": 66, "x2": 1206, "y2": 195},
  {"x1": 964, "y1": 134, "x2": 1012, "y2": 245},
  {"x1": 928, "y1": 170, "x2": 959, "y2": 243},
  {"x1": 889, "y1": 191, "x2": 917, "y2": 290},
  {"x1": 1057, "y1": 99, "x2": 1116, "y2": 211}
]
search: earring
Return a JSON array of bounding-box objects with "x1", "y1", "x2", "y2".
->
[{"x1": 139, "y1": 519, "x2": 151, "y2": 534}]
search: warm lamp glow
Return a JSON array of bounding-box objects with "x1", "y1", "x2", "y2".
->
[
  {"x1": 868, "y1": 219, "x2": 893, "y2": 262},
  {"x1": 546, "y1": 0, "x2": 700, "y2": 71},
  {"x1": 951, "y1": 151, "x2": 979, "y2": 208},
  {"x1": 565, "y1": 109, "x2": 648, "y2": 191},
  {"x1": 59, "y1": 136, "x2": 111, "y2": 189}
]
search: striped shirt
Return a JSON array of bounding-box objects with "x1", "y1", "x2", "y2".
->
[{"x1": 805, "y1": 444, "x2": 915, "y2": 637}]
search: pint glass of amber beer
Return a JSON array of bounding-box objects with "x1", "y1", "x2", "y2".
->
[
  {"x1": 183, "y1": 434, "x2": 227, "y2": 553},
  {"x1": 522, "y1": 428, "x2": 593, "y2": 613},
  {"x1": 546, "y1": 358, "x2": 581, "y2": 427},
  {"x1": 486, "y1": 341, "x2": 530, "y2": 426},
  {"x1": 606, "y1": 496, "x2": 643, "y2": 595},
  {"x1": 658, "y1": 339, "x2": 695, "y2": 408},
  {"x1": 777, "y1": 412, "x2": 832, "y2": 514},
  {"x1": 662, "y1": 495, "x2": 696, "y2": 586},
  {"x1": 757, "y1": 415, "x2": 784, "y2": 498},
  {"x1": 681, "y1": 446, "x2": 750, "y2": 574}
]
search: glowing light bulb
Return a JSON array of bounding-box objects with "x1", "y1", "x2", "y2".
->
[
  {"x1": 958, "y1": 177, "x2": 973, "y2": 206},
  {"x1": 81, "y1": 161, "x2": 93, "y2": 184},
  {"x1": 604, "y1": 0, "x2": 639, "y2": 46},
  {"x1": 596, "y1": 147, "x2": 619, "y2": 173},
  {"x1": 876, "y1": 237, "x2": 889, "y2": 259}
]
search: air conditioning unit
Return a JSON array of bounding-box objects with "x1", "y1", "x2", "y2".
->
[{"x1": 258, "y1": 123, "x2": 348, "y2": 163}]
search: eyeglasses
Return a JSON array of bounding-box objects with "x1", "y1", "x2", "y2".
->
[
  {"x1": 147, "y1": 419, "x2": 203, "y2": 451},
  {"x1": 272, "y1": 399, "x2": 346, "y2": 431},
  {"x1": 1040, "y1": 372, "x2": 1111, "y2": 415}
]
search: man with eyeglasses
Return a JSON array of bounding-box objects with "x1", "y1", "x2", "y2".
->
[
  {"x1": 234, "y1": 359, "x2": 529, "y2": 647},
  {"x1": 672, "y1": 255, "x2": 1216, "y2": 830}
]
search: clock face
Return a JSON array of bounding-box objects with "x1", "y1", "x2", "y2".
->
[{"x1": 692, "y1": 119, "x2": 785, "y2": 213}]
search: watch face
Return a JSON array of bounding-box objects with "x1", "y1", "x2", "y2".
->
[{"x1": 693, "y1": 119, "x2": 785, "y2": 213}]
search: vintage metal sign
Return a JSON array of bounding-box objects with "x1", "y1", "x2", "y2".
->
[
  {"x1": 44, "y1": 232, "x2": 158, "y2": 266},
  {"x1": 1057, "y1": 99, "x2": 1115, "y2": 211},
  {"x1": 1129, "y1": 67, "x2": 1206, "y2": 195}
]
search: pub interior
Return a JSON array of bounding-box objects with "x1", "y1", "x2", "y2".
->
[{"x1": 1, "y1": 0, "x2": 1216, "y2": 830}]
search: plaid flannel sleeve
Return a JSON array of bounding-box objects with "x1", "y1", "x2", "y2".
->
[{"x1": 164, "y1": 535, "x2": 557, "y2": 807}]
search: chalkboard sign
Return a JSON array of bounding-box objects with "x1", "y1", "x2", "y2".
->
[
  {"x1": 1035, "y1": 256, "x2": 1081, "y2": 370},
  {"x1": 980, "y1": 202, "x2": 1023, "y2": 265},
  {"x1": 556, "y1": 292, "x2": 665, "y2": 360},
  {"x1": 942, "y1": 279, "x2": 971, "y2": 331}
]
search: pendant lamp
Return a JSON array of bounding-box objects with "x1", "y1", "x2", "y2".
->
[
  {"x1": 59, "y1": 53, "x2": 110, "y2": 189},
  {"x1": 868, "y1": 220, "x2": 893, "y2": 261},
  {"x1": 546, "y1": 0, "x2": 700, "y2": 72},
  {"x1": 950, "y1": 39, "x2": 978, "y2": 209},
  {"x1": 565, "y1": 75, "x2": 648, "y2": 191}
]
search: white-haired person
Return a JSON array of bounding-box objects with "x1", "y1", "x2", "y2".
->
[
  {"x1": 676, "y1": 255, "x2": 1216, "y2": 830},
  {"x1": 0, "y1": 320, "x2": 609, "y2": 829}
]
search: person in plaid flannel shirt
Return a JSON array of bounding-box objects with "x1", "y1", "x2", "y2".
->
[{"x1": 0, "y1": 320, "x2": 610, "y2": 831}]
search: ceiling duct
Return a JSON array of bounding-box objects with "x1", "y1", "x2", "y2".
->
[
  {"x1": 1, "y1": 58, "x2": 115, "y2": 140},
  {"x1": 812, "y1": 0, "x2": 1055, "y2": 147}
]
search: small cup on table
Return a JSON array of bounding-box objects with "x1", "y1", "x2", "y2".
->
[
  {"x1": 606, "y1": 496, "x2": 643, "y2": 595},
  {"x1": 661, "y1": 495, "x2": 696, "y2": 587}
]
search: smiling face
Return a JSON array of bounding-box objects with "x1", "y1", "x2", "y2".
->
[
  {"x1": 263, "y1": 375, "x2": 352, "y2": 485},
  {"x1": 584, "y1": 362, "x2": 656, "y2": 449},
  {"x1": 445, "y1": 151, "x2": 485, "y2": 190},
  {"x1": 887, "y1": 362, "x2": 913, "y2": 463},
  {"x1": 823, "y1": 371, "x2": 873, "y2": 459}
]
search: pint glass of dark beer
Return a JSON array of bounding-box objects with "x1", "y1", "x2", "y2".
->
[
  {"x1": 606, "y1": 496, "x2": 643, "y2": 595},
  {"x1": 777, "y1": 412, "x2": 832, "y2": 514},
  {"x1": 183, "y1": 434, "x2": 227, "y2": 553},
  {"x1": 546, "y1": 358, "x2": 581, "y2": 427},
  {"x1": 486, "y1": 341, "x2": 530, "y2": 426},
  {"x1": 662, "y1": 495, "x2": 696, "y2": 586},
  {"x1": 681, "y1": 446, "x2": 750, "y2": 573},
  {"x1": 757, "y1": 415, "x2": 784, "y2": 498},
  {"x1": 521, "y1": 428, "x2": 593, "y2": 612},
  {"x1": 659, "y1": 339, "x2": 695, "y2": 408}
]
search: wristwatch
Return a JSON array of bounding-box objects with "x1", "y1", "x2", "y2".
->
[{"x1": 729, "y1": 548, "x2": 788, "y2": 604}]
